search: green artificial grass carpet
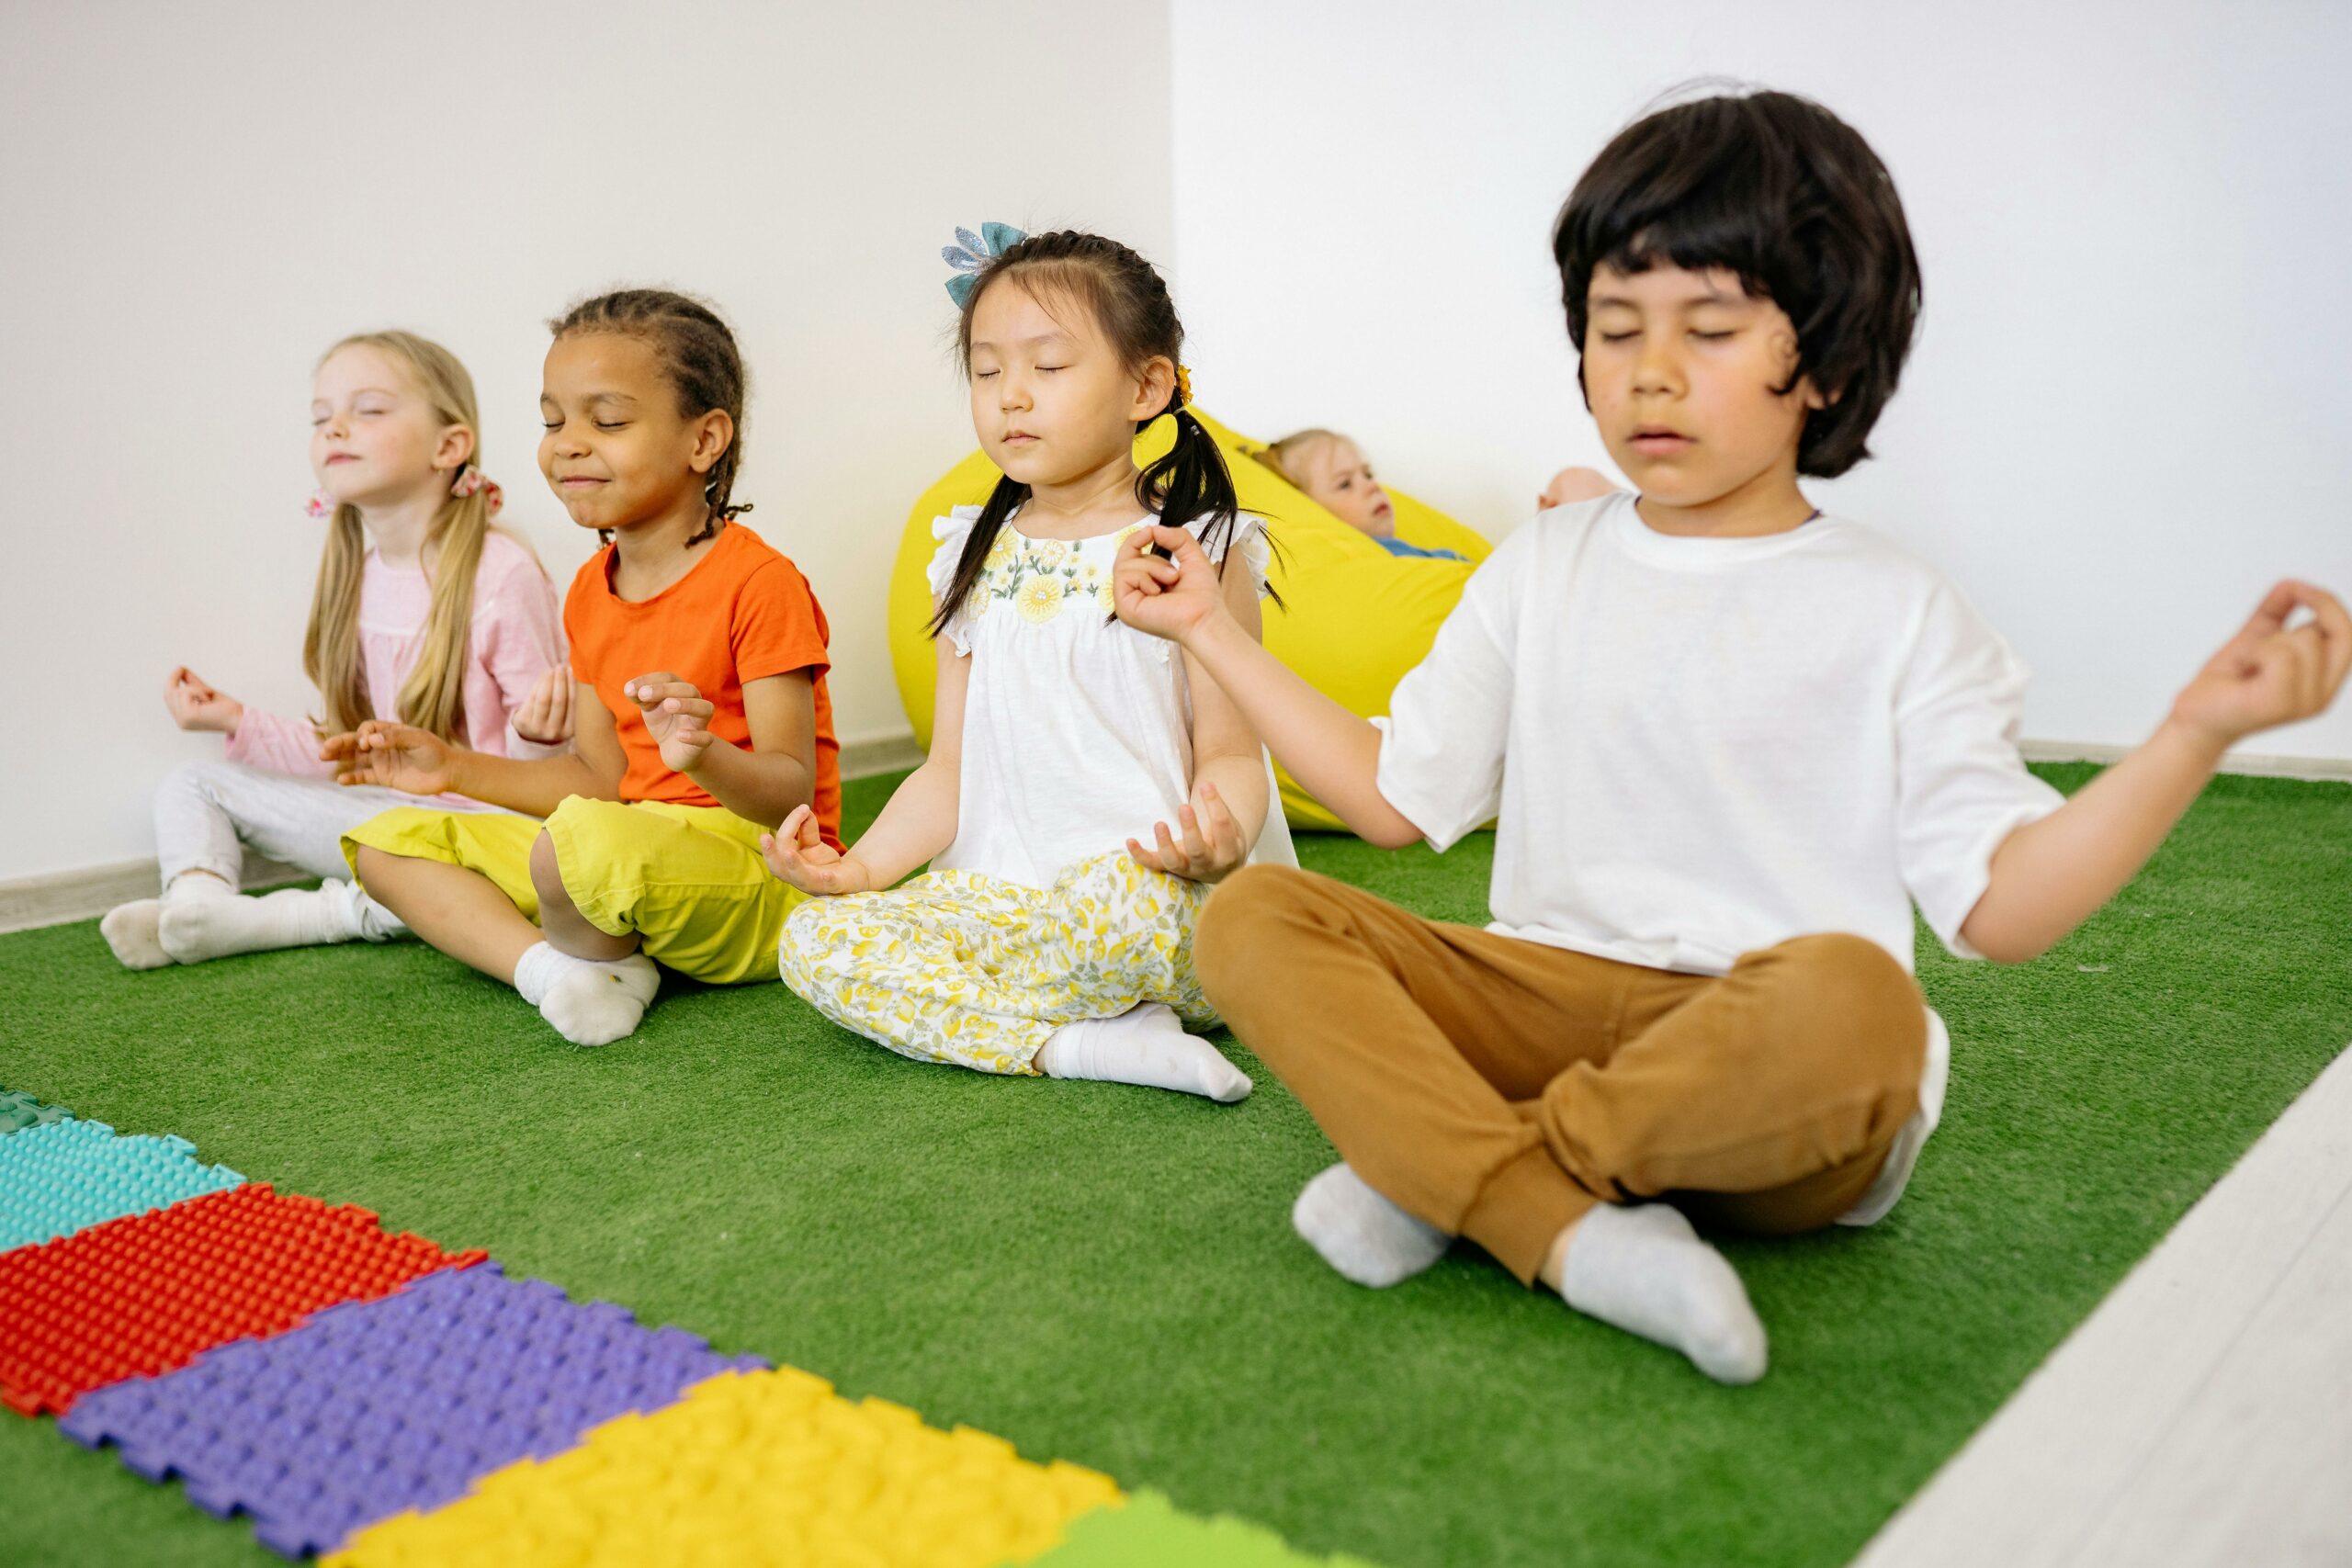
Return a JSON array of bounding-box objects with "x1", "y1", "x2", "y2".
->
[{"x1": 2, "y1": 763, "x2": 2346, "y2": 1568}]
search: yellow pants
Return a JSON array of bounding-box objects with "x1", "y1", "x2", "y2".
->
[
  {"x1": 344, "y1": 797, "x2": 804, "y2": 985},
  {"x1": 775, "y1": 852, "x2": 1215, "y2": 1077}
]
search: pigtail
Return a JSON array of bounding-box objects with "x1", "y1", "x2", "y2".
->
[
  {"x1": 688, "y1": 427, "x2": 752, "y2": 547},
  {"x1": 302, "y1": 502, "x2": 372, "y2": 737},
  {"x1": 393, "y1": 482, "x2": 490, "y2": 739},
  {"x1": 1135, "y1": 400, "x2": 1239, "y2": 568},
  {"x1": 927, "y1": 474, "x2": 1031, "y2": 637},
  {"x1": 1132, "y1": 398, "x2": 1282, "y2": 613}
]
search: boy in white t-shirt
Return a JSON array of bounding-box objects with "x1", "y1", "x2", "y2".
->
[{"x1": 1111, "y1": 89, "x2": 2349, "y2": 1383}]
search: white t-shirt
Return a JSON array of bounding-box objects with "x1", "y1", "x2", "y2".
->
[
  {"x1": 929, "y1": 504, "x2": 1298, "y2": 889},
  {"x1": 1374, "y1": 492, "x2": 2064, "y2": 1223}
]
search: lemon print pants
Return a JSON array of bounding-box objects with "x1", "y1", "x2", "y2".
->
[{"x1": 775, "y1": 852, "x2": 1216, "y2": 1076}]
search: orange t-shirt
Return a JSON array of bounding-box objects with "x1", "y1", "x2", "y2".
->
[{"x1": 564, "y1": 522, "x2": 842, "y2": 847}]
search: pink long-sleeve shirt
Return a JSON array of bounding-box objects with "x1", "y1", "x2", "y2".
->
[{"x1": 226, "y1": 531, "x2": 566, "y2": 792}]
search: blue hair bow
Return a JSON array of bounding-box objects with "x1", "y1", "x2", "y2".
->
[{"x1": 943, "y1": 222, "x2": 1027, "y2": 308}]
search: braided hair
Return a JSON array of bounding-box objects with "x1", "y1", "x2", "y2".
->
[
  {"x1": 931, "y1": 231, "x2": 1259, "y2": 636},
  {"x1": 548, "y1": 288, "x2": 752, "y2": 547}
]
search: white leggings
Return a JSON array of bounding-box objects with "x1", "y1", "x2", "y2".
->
[{"x1": 152, "y1": 759, "x2": 503, "y2": 907}]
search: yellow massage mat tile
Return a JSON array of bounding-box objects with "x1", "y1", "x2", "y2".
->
[{"x1": 324, "y1": 1367, "x2": 1122, "y2": 1568}]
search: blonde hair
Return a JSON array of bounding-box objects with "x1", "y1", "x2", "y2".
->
[
  {"x1": 302, "y1": 330, "x2": 502, "y2": 740},
  {"x1": 1253, "y1": 427, "x2": 1344, "y2": 491}
]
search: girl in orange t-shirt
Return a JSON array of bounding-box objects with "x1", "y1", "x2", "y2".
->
[{"x1": 332, "y1": 289, "x2": 841, "y2": 1047}]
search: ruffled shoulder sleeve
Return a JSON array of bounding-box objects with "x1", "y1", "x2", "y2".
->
[
  {"x1": 928, "y1": 504, "x2": 988, "y2": 654},
  {"x1": 1181, "y1": 512, "x2": 1272, "y2": 599},
  {"x1": 927, "y1": 504, "x2": 985, "y2": 600}
]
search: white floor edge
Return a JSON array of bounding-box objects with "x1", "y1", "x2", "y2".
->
[
  {"x1": 6, "y1": 739, "x2": 2341, "y2": 935},
  {"x1": 1852, "y1": 1042, "x2": 2352, "y2": 1567},
  {"x1": 0, "y1": 732, "x2": 930, "y2": 935}
]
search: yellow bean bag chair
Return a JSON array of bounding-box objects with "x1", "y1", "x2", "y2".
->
[{"x1": 888, "y1": 408, "x2": 1491, "y2": 833}]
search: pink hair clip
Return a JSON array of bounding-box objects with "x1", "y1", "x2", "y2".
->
[
  {"x1": 305, "y1": 487, "x2": 336, "y2": 520},
  {"x1": 452, "y1": 464, "x2": 504, "y2": 518}
]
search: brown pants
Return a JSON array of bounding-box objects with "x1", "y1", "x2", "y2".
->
[{"x1": 1194, "y1": 865, "x2": 1927, "y2": 1284}]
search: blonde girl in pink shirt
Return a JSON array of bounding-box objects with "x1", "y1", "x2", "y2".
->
[{"x1": 102, "y1": 331, "x2": 569, "y2": 968}]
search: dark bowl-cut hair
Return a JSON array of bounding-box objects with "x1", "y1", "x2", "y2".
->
[{"x1": 1551, "y1": 88, "x2": 1920, "y2": 479}]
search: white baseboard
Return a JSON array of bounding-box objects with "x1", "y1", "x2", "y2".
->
[
  {"x1": 839, "y1": 730, "x2": 926, "y2": 780},
  {"x1": 0, "y1": 859, "x2": 161, "y2": 935},
  {"x1": 0, "y1": 854, "x2": 304, "y2": 936},
  {"x1": 6, "y1": 733, "x2": 2338, "y2": 937},
  {"x1": 2018, "y1": 739, "x2": 2352, "y2": 783},
  {"x1": 0, "y1": 732, "x2": 932, "y2": 937}
]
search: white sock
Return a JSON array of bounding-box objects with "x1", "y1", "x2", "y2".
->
[
  {"x1": 157, "y1": 879, "x2": 371, "y2": 964},
  {"x1": 1292, "y1": 1162, "x2": 1448, "y2": 1287},
  {"x1": 1036, "y1": 1003, "x2": 1252, "y2": 1102},
  {"x1": 100, "y1": 900, "x2": 171, "y2": 969},
  {"x1": 1557, "y1": 1202, "x2": 1768, "y2": 1385},
  {"x1": 513, "y1": 941, "x2": 661, "y2": 1047},
  {"x1": 111, "y1": 873, "x2": 231, "y2": 965},
  {"x1": 342, "y1": 881, "x2": 408, "y2": 943}
]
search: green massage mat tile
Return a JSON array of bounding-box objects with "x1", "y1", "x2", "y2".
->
[
  {"x1": 1, "y1": 1089, "x2": 73, "y2": 1135},
  {"x1": 1028, "y1": 1490, "x2": 1385, "y2": 1566}
]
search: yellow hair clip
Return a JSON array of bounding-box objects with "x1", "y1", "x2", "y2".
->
[{"x1": 1174, "y1": 363, "x2": 1193, "y2": 407}]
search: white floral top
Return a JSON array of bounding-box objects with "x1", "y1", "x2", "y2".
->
[{"x1": 927, "y1": 504, "x2": 1296, "y2": 889}]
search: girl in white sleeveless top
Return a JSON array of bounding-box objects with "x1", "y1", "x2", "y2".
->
[{"x1": 767, "y1": 226, "x2": 1292, "y2": 1101}]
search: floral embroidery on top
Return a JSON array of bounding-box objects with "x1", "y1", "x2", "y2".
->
[{"x1": 970, "y1": 525, "x2": 1141, "y2": 626}]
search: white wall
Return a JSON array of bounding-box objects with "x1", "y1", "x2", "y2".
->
[
  {"x1": 1170, "y1": 0, "x2": 2352, "y2": 761},
  {"x1": 8, "y1": 3, "x2": 2345, "y2": 886},
  {"x1": 0, "y1": 0, "x2": 1173, "y2": 882}
]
